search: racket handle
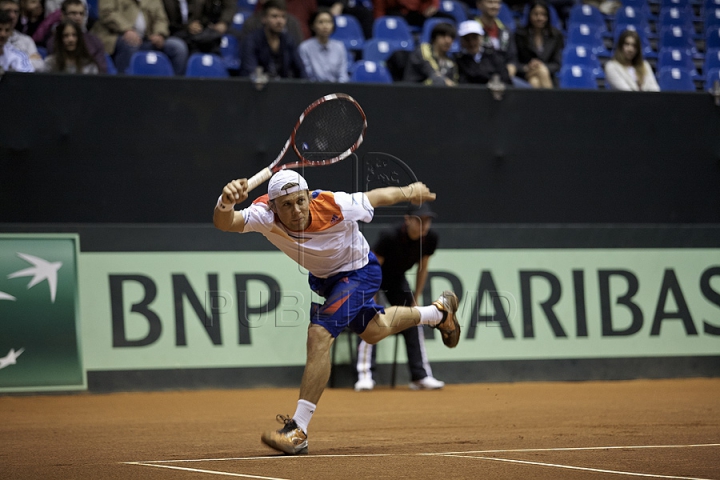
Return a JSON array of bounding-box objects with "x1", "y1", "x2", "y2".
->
[{"x1": 247, "y1": 167, "x2": 272, "y2": 192}]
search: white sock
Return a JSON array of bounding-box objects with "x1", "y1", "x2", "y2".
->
[
  {"x1": 293, "y1": 399, "x2": 316, "y2": 434},
  {"x1": 414, "y1": 305, "x2": 443, "y2": 326}
]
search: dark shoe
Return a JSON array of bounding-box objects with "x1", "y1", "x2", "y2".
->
[
  {"x1": 261, "y1": 415, "x2": 308, "y2": 455},
  {"x1": 431, "y1": 291, "x2": 460, "y2": 348}
]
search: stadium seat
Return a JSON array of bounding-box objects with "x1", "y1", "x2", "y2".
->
[
  {"x1": 127, "y1": 51, "x2": 174, "y2": 76},
  {"x1": 331, "y1": 14, "x2": 366, "y2": 51},
  {"x1": 362, "y1": 38, "x2": 407, "y2": 63},
  {"x1": 497, "y1": 2, "x2": 516, "y2": 31},
  {"x1": 350, "y1": 60, "x2": 393, "y2": 83},
  {"x1": 568, "y1": 4, "x2": 606, "y2": 34},
  {"x1": 420, "y1": 18, "x2": 460, "y2": 52},
  {"x1": 236, "y1": 0, "x2": 258, "y2": 11},
  {"x1": 562, "y1": 44, "x2": 604, "y2": 78},
  {"x1": 614, "y1": 5, "x2": 653, "y2": 37},
  {"x1": 704, "y1": 47, "x2": 720, "y2": 73},
  {"x1": 657, "y1": 48, "x2": 700, "y2": 77},
  {"x1": 658, "y1": 7, "x2": 695, "y2": 30},
  {"x1": 439, "y1": 0, "x2": 468, "y2": 23},
  {"x1": 705, "y1": 8, "x2": 720, "y2": 32},
  {"x1": 659, "y1": 26, "x2": 699, "y2": 57},
  {"x1": 186, "y1": 53, "x2": 229, "y2": 78},
  {"x1": 567, "y1": 23, "x2": 610, "y2": 57},
  {"x1": 558, "y1": 65, "x2": 599, "y2": 89},
  {"x1": 660, "y1": 0, "x2": 691, "y2": 9},
  {"x1": 372, "y1": 16, "x2": 415, "y2": 50},
  {"x1": 705, "y1": 67, "x2": 720, "y2": 91},
  {"x1": 220, "y1": 35, "x2": 241, "y2": 71},
  {"x1": 231, "y1": 11, "x2": 249, "y2": 33},
  {"x1": 707, "y1": 26, "x2": 720, "y2": 51},
  {"x1": 105, "y1": 53, "x2": 117, "y2": 74},
  {"x1": 657, "y1": 66, "x2": 697, "y2": 90},
  {"x1": 705, "y1": 0, "x2": 720, "y2": 11}
]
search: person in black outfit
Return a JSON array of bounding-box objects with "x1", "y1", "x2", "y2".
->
[
  {"x1": 455, "y1": 19, "x2": 511, "y2": 85},
  {"x1": 355, "y1": 203, "x2": 445, "y2": 391},
  {"x1": 513, "y1": 0, "x2": 563, "y2": 88}
]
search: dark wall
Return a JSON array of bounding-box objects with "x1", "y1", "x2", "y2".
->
[{"x1": 2, "y1": 73, "x2": 719, "y2": 224}]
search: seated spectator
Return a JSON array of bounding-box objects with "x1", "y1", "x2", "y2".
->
[
  {"x1": 0, "y1": 0, "x2": 43, "y2": 70},
  {"x1": 455, "y1": 19, "x2": 510, "y2": 84},
  {"x1": 604, "y1": 29, "x2": 659, "y2": 92},
  {"x1": 403, "y1": 21, "x2": 458, "y2": 85},
  {"x1": 35, "y1": 0, "x2": 106, "y2": 72},
  {"x1": 17, "y1": 0, "x2": 43, "y2": 37},
  {"x1": 240, "y1": 0, "x2": 304, "y2": 47},
  {"x1": 0, "y1": 9, "x2": 33, "y2": 70},
  {"x1": 474, "y1": 0, "x2": 518, "y2": 81},
  {"x1": 91, "y1": 0, "x2": 188, "y2": 75},
  {"x1": 317, "y1": 0, "x2": 373, "y2": 40},
  {"x1": 298, "y1": 8, "x2": 348, "y2": 82},
  {"x1": 162, "y1": 0, "x2": 235, "y2": 55},
  {"x1": 43, "y1": 19, "x2": 98, "y2": 72},
  {"x1": 514, "y1": 0, "x2": 562, "y2": 88},
  {"x1": 373, "y1": 0, "x2": 455, "y2": 30},
  {"x1": 239, "y1": 0, "x2": 306, "y2": 79}
]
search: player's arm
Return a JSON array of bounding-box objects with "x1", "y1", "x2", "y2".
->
[
  {"x1": 413, "y1": 254, "x2": 431, "y2": 306},
  {"x1": 213, "y1": 179, "x2": 248, "y2": 232},
  {"x1": 364, "y1": 182, "x2": 436, "y2": 208}
]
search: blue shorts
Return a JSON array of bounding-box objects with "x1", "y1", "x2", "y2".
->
[{"x1": 308, "y1": 252, "x2": 385, "y2": 338}]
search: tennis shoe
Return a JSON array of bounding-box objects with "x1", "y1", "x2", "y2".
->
[
  {"x1": 261, "y1": 415, "x2": 308, "y2": 455},
  {"x1": 431, "y1": 290, "x2": 460, "y2": 348},
  {"x1": 354, "y1": 377, "x2": 376, "y2": 391},
  {"x1": 409, "y1": 376, "x2": 445, "y2": 390}
]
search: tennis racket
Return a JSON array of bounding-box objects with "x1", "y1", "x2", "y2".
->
[{"x1": 245, "y1": 93, "x2": 367, "y2": 192}]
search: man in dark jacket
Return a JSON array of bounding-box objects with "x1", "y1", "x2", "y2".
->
[
  {"x1": 455, "y1": 19, "x2": 511, "y2": 85},
  {"x1": 162, "y1": 0, "x2": 234, "y2": 54}
]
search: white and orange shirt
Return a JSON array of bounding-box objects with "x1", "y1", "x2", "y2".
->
[{"x1": 241, "y1": 190, "x2": 374, "y2": 278}]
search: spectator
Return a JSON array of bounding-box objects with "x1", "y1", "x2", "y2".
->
[
  {"x1": 0, "y1": 0, "x2": 43, "y2": 70},
  {"x1": 604, "y1": 29, "x2": 659, "y2": 92},
  {"x1": 373, "y1": 0, "x2": 455, "y2": 29},
  {"x1": 317, "y1": 0, "x2": 373, "y2": 40},
  {"x1": 298, "y1": 8, "x2": 348, "y2": 82},
  {"x1": 455, "y1": 19, "x2": 510, "y2": 84},
  {"x1": 43, "y1": 19, "x2": 98, "y2": 72},
  {"x1": 403, "y1": 21, "x2": 458, "y2": 85},
  {"x1": 239, "y1": 0, "x2": 304, "y2": 47},
  {"x1": 17, "y1": 0, "x2": 43, "y2": 37},
  {"x1": 162, "y1": 0, "x2": 235, "y2": 55},
  {"x1": 239, "y1": 0, "x2": 306, "y2": 79},
  {"x1": 35, "y1": 0, "x2": 106, "y2": 72},
  {"x1": 91, "y1": 0, "x2": 189, "y2": 75},
  {"x1": 474, "y1": 0, "x2": 518, "y2": 81},
  {"x1": 0, "y1": 9, "x2": 33, "y2": 70},
  {"x1": 355, "y1": 203, "x2": 446, "y2": 392},
  {"x1": 514, "y1": 0, "x2": 562, "y2": 88}
]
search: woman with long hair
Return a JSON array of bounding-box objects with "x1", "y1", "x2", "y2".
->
[
  {"x1": 44, "y1": 20, "x2": 98, "y2": 73},
  {"x1": 514, "y1": 0, "x2": 564, "y2": 88},
  {"x1": 604, "y1": 29, "x2": 659, "y2": 91}
]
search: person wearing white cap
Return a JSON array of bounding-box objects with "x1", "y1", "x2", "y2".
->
[
  {"x1": 213, "y1": 170, "x2": 461, "y2": 455},
  {"x1": 455, "y1": 19, "x2": 511, "y2": 85}
]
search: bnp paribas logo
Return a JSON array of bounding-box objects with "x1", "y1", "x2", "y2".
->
[{"x1": 0, "y1": 236, "x2": 85, "y2": 392}]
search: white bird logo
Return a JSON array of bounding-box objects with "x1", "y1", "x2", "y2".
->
[
  {"x1": 0, "y1": 291, "x2": 15, "y2": 301},
  {"x1": 0, "y1": 348, "x2": 24, "y2": 370},
  {"x1": 7, "y1": 253, "x2": 63, "y2": 303}
]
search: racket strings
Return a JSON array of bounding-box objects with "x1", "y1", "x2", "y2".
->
[{"x1": 294, "y1": 100, "x2": 365, "y2": 163}]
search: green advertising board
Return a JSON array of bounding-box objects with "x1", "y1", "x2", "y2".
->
[{"x1": 0, "y1": 235, "x2": 85, "y2": 392}]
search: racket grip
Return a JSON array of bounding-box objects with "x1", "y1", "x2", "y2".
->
[{"x1": 247, "y1": 167, "x2": 272, "y2": 192}]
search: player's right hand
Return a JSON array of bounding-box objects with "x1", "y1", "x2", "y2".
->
[{"x1": 222, "y1": 179, "x2": 248, "y2": 205}]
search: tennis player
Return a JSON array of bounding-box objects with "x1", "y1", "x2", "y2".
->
[{"x1": 214, "y1": 170, "x2": 460, "y2": 455}]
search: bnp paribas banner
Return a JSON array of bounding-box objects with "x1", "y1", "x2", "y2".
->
[
  {"x1": 79, "y1": 250, "x2": 720, "y2": 371},
  {"x1": 0, "y1": 235, "x2": 85, "y2": 392}
]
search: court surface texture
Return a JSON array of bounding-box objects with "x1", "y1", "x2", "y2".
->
[{"x1": 2, "y1": 378, "x2": 718, "y2": 479}]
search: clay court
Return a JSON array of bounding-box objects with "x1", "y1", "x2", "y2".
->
[{"x1": 1, "y1": 378, "x2": 719, "y2": 479}]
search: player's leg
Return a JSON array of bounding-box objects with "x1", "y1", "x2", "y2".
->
[
  {"x1": 354, "y1": 338, "x2": 376, "y2": 391},
  {"x1": 404, "y1": 325, "x2": 445, "y2": 389}
]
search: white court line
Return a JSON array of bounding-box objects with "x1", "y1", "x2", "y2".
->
[
  {"x1": 125, "y1": 453, "x2": 396, "y2": 464},
  {"x1": 425, "y1": 443, "x2": 720, "y2": 456},
  {"x1": 125, "y1": 462, "x2": 290, "y2": 479},
  {"x1": 438, "y1": 454, "x2": 715, "y2": 480}
]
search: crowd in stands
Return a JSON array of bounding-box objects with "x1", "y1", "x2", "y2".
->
[{"x1": 0, "y1": 0, "x2": 718, "y2": 92}]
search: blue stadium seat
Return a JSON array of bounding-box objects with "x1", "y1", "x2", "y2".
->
[
  {"x1": 658, "y1": 7, "x2": 695, "y2": 29},
  {"x1": 105, "y1": 53, "x2": 117, "y2": 74},
  {"x1": 231, "y1": 11, "x2": 249, "y2": 33},
  {"x1": 705, "y1": 67, "x2": 720, "y2": 91},
  {"x1": 707, "y1": 26, "x2": 720, "y2": 50},
  {"x1": 567, "y1": 23, "x2": 610, "y2": 57},
  {"x1": 704, "y1": 47, "x2": 720, "y2": 73},
  {"x1": 614, "y1": 5, "x2": 653, "y2": 37},
  {"x1": 127, "y1": 51, "x2": 174, "y2": 76},
  {"x1": 87, "y1": 0, "x2": 98, "y2": 20},
  {"x1": 362, "y1": 39, "x2": 406, "y2": 63},
  {"x1": 497, "y1": 2, "x2": 516, "y2": 31},
  {"x1": 660, "y1": 0, "x2": 691, "y2": 9},
  {"x1": 562, "y1": 44, "x2": 604, "y2": 78},
  {"x1": 236, "y1": 0, "x2": 258, "y2": 11},
  {"x1": 558, "y1": 65, "x2": 599, "y2": 89},
  {"x1": 705, "y1": 8, "x2": 720, "y2": 31},
  {"x1": 186, "y1": 53, "x2": 229, "y2": 78},
  {"x1": 568, "y1": 3, "x2": 606, "y2": 34},
  {"x1": 350, "y1": 60, "x2": 393, "y2": 83},
  {"x1": 705, "y1": 0, "x2": 720, "y2": 10},
  {"x1": 659, "y1": 25, "x2": 699, "y2": 57},
  {"x1": 439, "y1": 0, "x2": 468, "y2": 23},
  {"x1": 657, "y1": 66, "x2": 697, "y2": 90},
  {"x1": 220, "y1": 35, "x2": 241, "y2": 71},
  {"x1": 657, "y1": 48, "x2": 700, "y2": 77},
  {"x1": 372, "y1": 16, "x2": 415, "y2": 50},
  {"x1": 331, "y1": 14, "x2": 366, "y2": 51},
  {"x1": 420, "y1": 18, "x2": 459, "y2": 52}
]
